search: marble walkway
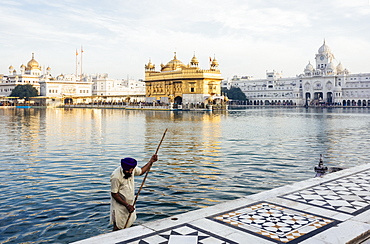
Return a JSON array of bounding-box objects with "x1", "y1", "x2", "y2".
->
[{"x1": 73, "y1": 163, "x2": 370, "y2": 244}]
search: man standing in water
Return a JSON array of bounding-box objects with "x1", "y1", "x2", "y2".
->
[{"x1": 110, "y1": 155, "x2": 158, "y2": 230}]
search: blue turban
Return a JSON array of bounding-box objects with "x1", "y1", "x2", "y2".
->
[{"x1": 121, "y1": 157, "x2": 137, "y2": 171}]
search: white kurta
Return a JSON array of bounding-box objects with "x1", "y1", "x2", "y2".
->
[{"x1": 110, "y1": 166, "x2": 142, "y2": 229}]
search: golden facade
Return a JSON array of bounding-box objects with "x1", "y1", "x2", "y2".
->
[{"x1": 144, "y1": 53, "x2": 224, "y2": 104}]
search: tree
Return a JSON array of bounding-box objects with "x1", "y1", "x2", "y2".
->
[
  {"x1": 10, "y1": 84, "x2": 39, "y2": 100},
  {"x1": 222, "y1": 87, "x2": 247, "y2": 101}
]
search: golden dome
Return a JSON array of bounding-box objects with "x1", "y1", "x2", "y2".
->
[
  {"x1": 161, "y1": 53, "x2": 186, "y2": 71},
  {"x1": 145, "y1": 58, "x2": 155, "y2": 70},
  {"x1": 27, "y1": 53, "x2": 40, "y2": 69},
  {"x1": 46, "y1": 66, "x2": 51, "y2": 70},
  {"x1": 9, "y1": 65, "x2": 14, "y2": 70},
  {"x1": 211, "y1": 57, "x2": 219, "y2": 66},
  {"x1": 190, "y1": 54, "x2": 199, "y2": 65}
]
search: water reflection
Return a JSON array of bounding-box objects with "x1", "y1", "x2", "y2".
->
[{"x1": 0, "y1": 107, "x2": 370, "y2": 243}]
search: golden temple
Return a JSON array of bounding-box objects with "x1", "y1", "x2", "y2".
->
[{"x1": 144, "y1": 53, "x2": 226, "y2": 105}]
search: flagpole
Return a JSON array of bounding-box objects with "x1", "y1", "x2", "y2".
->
[
  {"x1": 80, "y1": 46, "x2": 83, "y2": 81},
  {"x1": 75, "y1": 49, "x2": 78, "y2": 80}
]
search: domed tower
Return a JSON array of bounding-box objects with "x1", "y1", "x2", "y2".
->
[
  {"x1": 210, "y1": 56, "x2": 219, "y2": 71},
  {"x1": 20, "y1": 64, "x2": 26, "y2": 74},
  {"x1": 46, "y1": 66, "x2": 51, "y2": 75},
  {"x1": 9, "y1": 65, "x2": 14, "y2": 75},
  {"x1": 25, "y1": 53, "x2": 41, "y2": 76},
  {"x1": 26, "y1": 53, "x2": 40, "y2": 70},
  {"x1": 190, "y1": 53, "x2": 199, "y2": 67},
  {"x1": 304, "y1": 61, "x2": 314, "y2": 76},
  {"x1": 315, "y1": 40, "x2": 334, "y2": 71},
  {"x1": 145, "y1": 58, "x2": 155, "y2": 71}
]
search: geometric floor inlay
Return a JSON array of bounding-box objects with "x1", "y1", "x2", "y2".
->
[
  {"x1": 280, "y1": 169, "x2": 370, "y2": 216},
  {"x1": 207, "y1": 202, "x2": 339, "y2": 244},
  {"x1": 116, "y1": 223, "x2": 238, "y2": 244}
]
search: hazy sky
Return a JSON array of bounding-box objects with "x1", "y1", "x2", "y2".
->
[{"x1": 1, "y1": 0, "x2": 370, "y2": 80}]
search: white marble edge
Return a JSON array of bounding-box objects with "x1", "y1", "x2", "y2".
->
[
  {"x1": 302, "y1": 219, "x2": 370, "y2": 244},
  {"x1": 70, "y1": 225, "x2": 154, "y2": 244}
]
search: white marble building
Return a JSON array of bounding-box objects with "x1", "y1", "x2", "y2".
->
[
  {"x1": 0, "y1": 53, "x2": 93, "y2": 98},
  {"x1": 227, "y1": 41, "x2": 370, "y2": 106},
  {"x1": 0, "y1": 53, "x2": 43, "y2": 96},
  {"x1": 0, "y1": 54, "x2": 145, "y2": 103},
  {"x1": 92, "y1": 73, "x2": 145, "y2": 96}
]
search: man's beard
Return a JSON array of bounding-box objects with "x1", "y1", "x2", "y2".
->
[{"x1": 124, "y1": 172, "x2": 132, "y2": 179}]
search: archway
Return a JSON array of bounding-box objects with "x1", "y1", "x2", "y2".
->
[
  {"x1": 327, "y1": 92, "x2": 333, "y2": 105},
  {"x1": 305, "y1": 92, "x2": 311, "y2": 106},
  {"x1": 64, "y1": 98, "x2": 73, "y2": 104},
  {"x1": 174, "y1": 96, "x2": 182, "y2": 104}
]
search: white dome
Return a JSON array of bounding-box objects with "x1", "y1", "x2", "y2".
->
[
  {"x1": 327, "y1": 62, "x2": 335, "y2": 70},
  {"x1": 318, "y1": 41, "x2": 331, "y2": 54},
  {"x1": 305, "y1": 62, "x2": 314, "y2": 71},
  {"x1": 337, "y1": 62, "x2": 344, "y2": 72}
]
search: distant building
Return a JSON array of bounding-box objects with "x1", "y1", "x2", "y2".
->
[
  {"x1": 144, "y1": 53, "x2": 226, "y2": 105},
  {"x1": 92, "y1": 73, "x2": 145, "y2": 96},
  {"x1": 39, "y1": 73, "x2": 93, "y2": 98},
  {"x1": 0, "y1": 54, "x2": 146, "y2": 105},
  {"x1": 0, "y1": 53, "x2": 93, "y2": 98},
  {"x1": 226, "y1": 41, "x2": 370, "y2": 106},
  {"x1": 0, "y1": 53, "x2": 43, "y2": 96}
]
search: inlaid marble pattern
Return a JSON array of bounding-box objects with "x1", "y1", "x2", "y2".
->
[
  {"x1": 280, "y1": 169, "x2": 370, "y2": 215},
  {"x1": 116, "y1": 223, "x2": 238, "y2": 244},
  {"x1": 207, "y1": 202, "x2": 338, "y2": 243}
]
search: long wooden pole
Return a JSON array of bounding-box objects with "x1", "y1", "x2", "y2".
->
[{"x1": 124, "y1": 128, "x2": 168, "y2": 228}]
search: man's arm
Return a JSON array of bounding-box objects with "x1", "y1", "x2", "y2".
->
[
  {"x1": 111, "y1": 192, "x2": 135, "y2": 213},
  {"x1": 140, "y1": 154, "x2": 158, "y2": 175}
]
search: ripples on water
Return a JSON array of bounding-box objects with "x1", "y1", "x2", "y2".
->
[{"x1": 1, "y1": 107, "x2": 369, "y2": 243}]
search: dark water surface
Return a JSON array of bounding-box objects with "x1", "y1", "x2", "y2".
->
[{"x1": 1, "y1": 107, "x2": 369, "y2": 243}]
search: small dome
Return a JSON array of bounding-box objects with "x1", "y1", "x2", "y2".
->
[
  {"x1": 327, "y1": 62, "x2": 336, "y2": 70},
  {"x1": 190, "y1": 54, "x2": 199, "y2": 65},
  {"x1": 147, "y1": 60, "x2": 154, "y2": 69},
  {"x1": 46, "y1": 66, "x2": 51, "y2": 71},
  {"x1": 9, "y1": 65, "x2": 14, "y2": 70},
  {"x1": 211, "y1": 57, "x2": 219, "y2": 66},
  {"x1": 305, "y1": 61, "x2": 314, "y2": 71},
  {"x1": 145, "y1": 59, "x2": 155, "y2": 70},
  {"x1": 337, "y1": 62, "x2": 344, "y2": 72},
  {"x1": 20, "y1": 64, "x2": 26, "y2": 68}
]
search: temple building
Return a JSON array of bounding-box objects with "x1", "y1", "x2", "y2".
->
[
  {"x1": 144, "y1": 53, "x2": 226, "y2": 105},
  {"x1": 227, "y1": 41, "x2": 370, "y2": 107},
  {"x1": 0, "y1": 53, "x2": 43, "y2": 96},
  {"x1": 0, "y1": 53, "x2": 93, "y2": 99}
]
